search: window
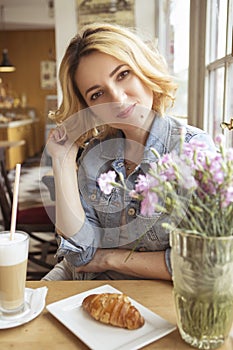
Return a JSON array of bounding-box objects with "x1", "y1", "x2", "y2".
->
[
  {"x1": 168, "y1": 0, "x2": 190, "y2": 121},
  {"x1": 205, "y1": 0, "x2": 233, "y2": 147},
  {"x1": 155, "y1": 0, "x2": 190, "y2": 122}
]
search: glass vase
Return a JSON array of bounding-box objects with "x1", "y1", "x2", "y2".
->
[{"x1": 170, "y1": 230, "x2": 233, "y2": 350}]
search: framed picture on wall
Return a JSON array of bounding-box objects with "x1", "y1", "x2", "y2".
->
[
  {"x1": 77, "y1": 0, "x2": 135, "y2": 28},
  {"x1": 40, "y1": 60, "x2": 56, "y2": 90}
]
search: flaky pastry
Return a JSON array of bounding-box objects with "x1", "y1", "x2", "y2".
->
[{"x1": 82, "y1": 292, "x2": 145, "y2": 330}]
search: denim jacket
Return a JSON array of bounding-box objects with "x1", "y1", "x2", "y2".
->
[{"x1": 56, "y1": 114, "x2": 216, "y2": 276}]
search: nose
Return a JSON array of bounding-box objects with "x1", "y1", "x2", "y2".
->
[{"x1": 109, "y1": 86, "x2": 127, "y2": 104}]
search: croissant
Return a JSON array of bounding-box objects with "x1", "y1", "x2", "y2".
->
[{"x1": 82, "y1": 292, "x2": 145, "y2": 330}]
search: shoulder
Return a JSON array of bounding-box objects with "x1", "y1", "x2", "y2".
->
[{"x1": 165, "y1": 115, "x2": 216, "y2": 152}]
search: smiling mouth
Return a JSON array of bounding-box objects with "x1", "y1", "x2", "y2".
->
[{"x1": 116, "y1": 104, "x2": 136, "y2": 119}]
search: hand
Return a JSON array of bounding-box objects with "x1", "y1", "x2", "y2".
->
[
  {"x1": 46, "y1": 125, "x2": 79, "y2": 162},
  {"x1": 75, "y1": 249, "x2": 112, "y2": 273}
]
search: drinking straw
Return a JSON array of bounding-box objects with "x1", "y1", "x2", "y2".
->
[{"x1": 10, "y1": 163, "x2": 21, "y2": 240}]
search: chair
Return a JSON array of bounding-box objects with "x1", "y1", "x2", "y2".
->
[{"x1": 0, "y1": 148, "x2": 57, "y2": 280}]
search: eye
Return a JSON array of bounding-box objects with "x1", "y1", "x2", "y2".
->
[
  {"x1": 117, "y1": 69, "x2": 130, "y2": 81},
  {"x1": 90, "y1": 90, "x2": 104, "y2": 101}
]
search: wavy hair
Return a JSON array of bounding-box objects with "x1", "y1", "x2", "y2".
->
[{"x1": 51, "y1": 22, "x2": 177, "y2": 146}]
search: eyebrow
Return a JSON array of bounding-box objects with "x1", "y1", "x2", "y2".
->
[{"x1": 85, "y1": 64, "x2": 127, "y2": 96}]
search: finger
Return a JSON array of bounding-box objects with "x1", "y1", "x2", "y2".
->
[
  {"x1": 56, "y1": 124, "x2": 67, "y2": 144},
  {"x1": 48, "y1": 126, "x2": 68, "y2": 144}
]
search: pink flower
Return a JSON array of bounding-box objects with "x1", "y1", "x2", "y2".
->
[
  {"x1": 135, "y1": 174, "x2": 149, "y2": 192},
  {"x1": 226, "y1": 148, "x2": 233, "y2": 161},
  {"x1": 140, "y1": 191, "x2": 159, "y2": 216},
  {"x1": 189, "y1": 139, "x2": 210, "y2": 150},
  {"x1": 215, "y1": 134, "x2": 225, "y2": 146},
  {"x1": 135, "y1": 174, "x2": 159, "y2": 193},
  {"x1": 212, "y1": 168, "x2": 225, "y2": 185},
  {"x1": 221, "y1": 186, "x2": 233, "y2": 208},
  {"x1": 97, "y1": 170, "x2": 116, "y2": 195}
]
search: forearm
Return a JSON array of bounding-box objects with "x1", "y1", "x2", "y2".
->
[
  {"x1": 108, "y1": 250, "x2": 171, "y2": 280},
  {"x1": 92, "y1": 249, "x2": 172, "y2": 280},
  {"x1": 53, "y1": 157, "x2": 85, "y2": 237}
]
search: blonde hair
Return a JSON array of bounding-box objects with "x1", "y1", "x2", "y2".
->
[{"x1": 51, "y1": 22, "x2": 177, "y2": 146}]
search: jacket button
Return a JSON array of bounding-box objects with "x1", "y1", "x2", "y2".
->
[
  {"x1": 127, "y1": 208, "x2": 136, "y2": 216},
  {"x1": 90, "y1": 193, "x2": 96, "y2": 200},
  {"x1": 118, "y1": 162, "x2": 124, "y2": 167}
]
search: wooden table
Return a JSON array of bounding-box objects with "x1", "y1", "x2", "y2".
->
[{"x1": 1, "y1": 280, "x2": 233, "y2": 350}]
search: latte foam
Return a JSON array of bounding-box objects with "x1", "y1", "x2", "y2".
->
[{"x1": 0, "y1": 232, "x2": 29, "y2": 266}]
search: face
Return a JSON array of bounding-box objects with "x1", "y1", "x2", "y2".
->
[{"x1": 75, "y1": 51, "x2": 153, "y2": 135}]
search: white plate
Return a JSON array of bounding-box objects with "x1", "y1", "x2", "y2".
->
[
  {"x1": 46, "y1": 284, "x2": 176, "y2": 350},
  {"x1": 0, "y1": 287, "x2": 48, "y2": 329}
]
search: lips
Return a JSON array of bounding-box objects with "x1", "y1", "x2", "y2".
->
[{"x1": 116, "y1": 103, "x2": 136, "y2": 119}]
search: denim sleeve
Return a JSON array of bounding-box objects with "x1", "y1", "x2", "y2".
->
[
  {"x1": 55, "y1": 177, "x2": 103, "y2": 267},
  {"x1": 41, "y1": 174, "x2": 98, "y2": 265},
  {"x1": 55, "y1": 216, "x2": 101, "y2": 267},
  {"x1": 44, "y1": 155, "x2": 104, "y2": 266}
]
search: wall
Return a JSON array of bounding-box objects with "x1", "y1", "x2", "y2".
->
[
  {"x1": 54, "y1": 0, "x2": 77, "y2": 105},
  {"x1": 3, "y1": 0, "x2": 54, "y2": 30},
  {"x1": 0, "y1": 29, "x2": 56, "y2": 123},
  {"x1": 134, "y1": 0, "x2": 156, "y2": 38}
]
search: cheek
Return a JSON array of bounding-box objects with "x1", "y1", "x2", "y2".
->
[
  {"x1": 141, "y1": 86, "x2": 153, "y2": 108},
  {"x1": 133, "y1": 80, "x2": 153, "y2": 106},
  {"x1": 89, "y1": 104, "x2": 113, "y2": 125}
]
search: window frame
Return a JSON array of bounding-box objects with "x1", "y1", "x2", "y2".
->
[{"x1": 188, "y1": 0, "x2": 233, "y2": 146}]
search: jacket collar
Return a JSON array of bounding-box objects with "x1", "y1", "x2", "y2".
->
[{"x1": 99, "y1": 113, "x2": 171, "y2": 163}]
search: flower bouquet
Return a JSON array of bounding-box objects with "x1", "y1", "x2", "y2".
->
[{"x1": 98, "y1": 134, "x2": 233, "y2": 349}]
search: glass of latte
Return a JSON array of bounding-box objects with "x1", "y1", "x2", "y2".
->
[{"x1": 0, "y1": 231, "x2": 29, "y2": 319}]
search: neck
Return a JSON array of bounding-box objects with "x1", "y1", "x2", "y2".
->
[
  {"x1": 124, "y1": 138, "x2": 145, "y2": 165},
  {"x1": 121, "y1": 111, "x2": 153, "y2": 145},
  {"x1": 124, "y1": 130, "x2": 149, "y2": 145}
]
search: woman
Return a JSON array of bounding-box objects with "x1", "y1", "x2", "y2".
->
[{"x1": 43, "y1": 22, "x2": 215, "y2": 281}]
